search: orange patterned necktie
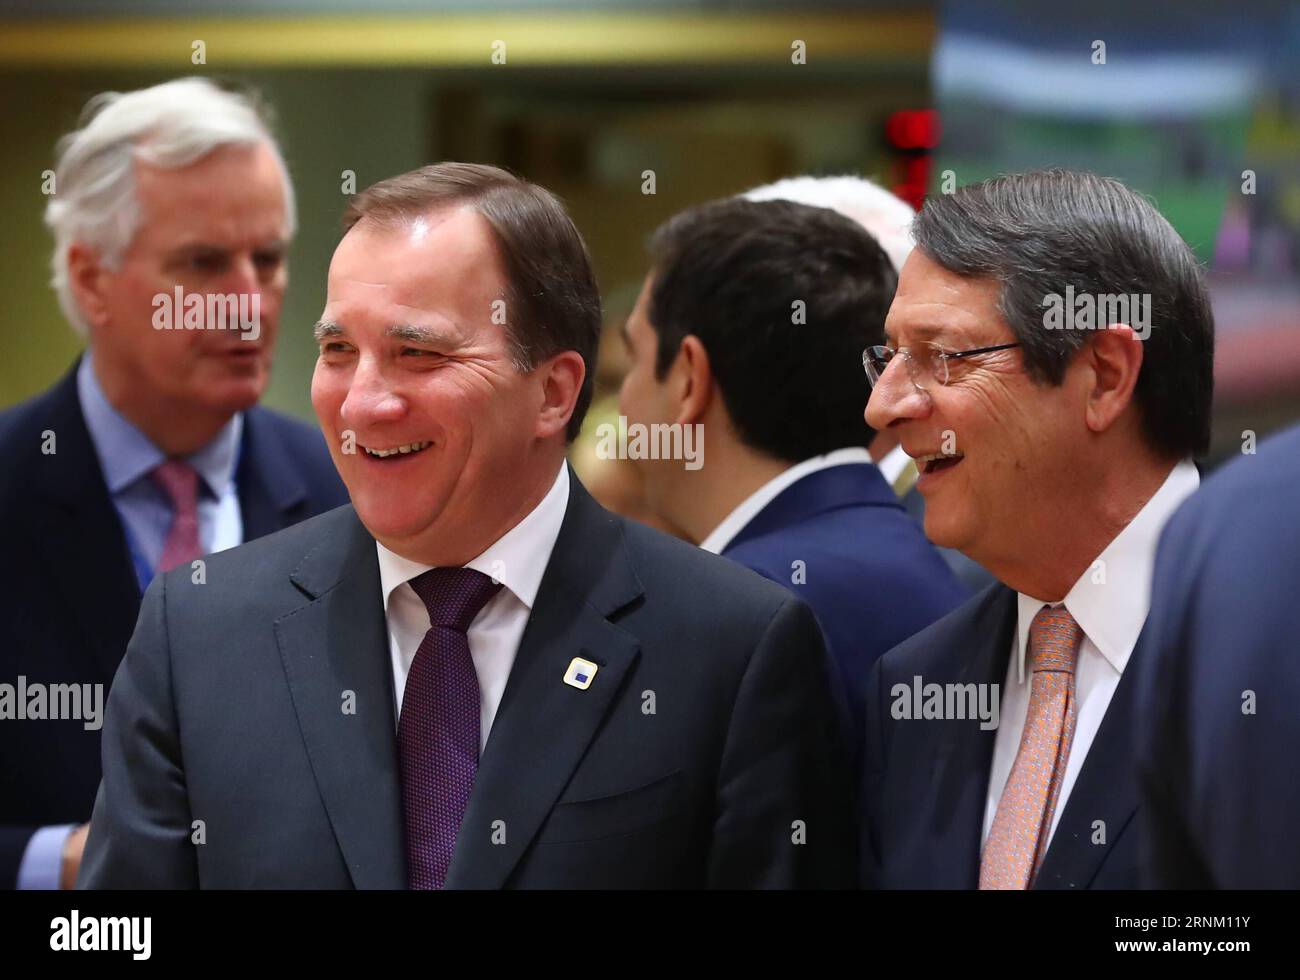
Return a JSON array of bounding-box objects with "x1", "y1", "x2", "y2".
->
[{"x1": 979, "y1": 604, "x2": 1083, "y2": 890}]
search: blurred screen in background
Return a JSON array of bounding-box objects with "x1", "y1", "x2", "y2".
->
[{"x1": 934, "y1": 0, "x2": 1300, "y2": 462}]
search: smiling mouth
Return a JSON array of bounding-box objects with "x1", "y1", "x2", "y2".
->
[
  {"x1": 362, "y1": 441, "x2": 432, "y2": 459},
  {"x1": 915, "y1": 451, "x2": 965, "y2": 475}
]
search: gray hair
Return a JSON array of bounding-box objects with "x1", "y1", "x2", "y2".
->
[
  {"x1": 44, "y1": 77, "x2": 296, "y2": 335},
  {"x1": 912, "y1": 168, "x2": 1214, "y2": 458},
  {"x1": 744, "y1": 174, "x2": 916, "y2": 274}
]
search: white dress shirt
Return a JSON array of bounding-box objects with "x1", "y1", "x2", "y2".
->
[
  {"x1": 375, "y1": 463, "x2": 569, "y2": 752},
  {"x1": 698, "y1": 447, "x2": 875, "y2": 554},
  {"x1": 981, "y1": 460, "x2": 1200, "y2": 849},
  {"x1": 876, "y1": 444, "x2": 912, "y2": 488}
]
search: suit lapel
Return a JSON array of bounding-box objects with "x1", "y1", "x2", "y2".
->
[
  {"x1": 236, "y1": 408, "x2": 311, "y2": 539},
  {"x1": 445, "y1": 472, "x2": 643, "y2": 889},
  {"x1": 1034, "y1": 633, "x2": 1143, "y2": 889},
  {"x1": 32, "y1": 366, "x2": 142, "y2": 681},
  {"x1": 927, "y1": 585, "x2": 1017, "y2": 887},
  {"x1": 274, "y1": 508, "x2": 406, "y2": 889}
]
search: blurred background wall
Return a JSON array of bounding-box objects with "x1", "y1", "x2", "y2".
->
[
  {"x1": 931, "y1": 0, "x2": 1300, "y2": 465},
  {"x1": 0, "y1": 0, "x2": 1296, "y2": 468}
]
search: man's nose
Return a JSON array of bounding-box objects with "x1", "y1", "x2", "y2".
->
[
  {"x1": 865, "y1": 356, "x2": 932, "y2": 430},
  {"x1": 340, "y1": 357, "x2": 406, "y2": 426},
  {"x1": 220, "y1": 254, "x2": 264, "y2": 297}
]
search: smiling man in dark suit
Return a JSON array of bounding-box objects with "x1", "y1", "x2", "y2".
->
[
  {"x1": 79, "y1": 163, "x2": 853, "y2": 890},
  {"x1": 860, "y1": 169, "x2": 1214, "y2": 889},
  {"x1": 0, "y1": 78, "x2": 345, "y2": 891}
]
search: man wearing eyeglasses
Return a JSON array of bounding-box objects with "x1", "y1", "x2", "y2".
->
[{"x1": 859, "y1": 168, "x2": 1213, "y2": 890}]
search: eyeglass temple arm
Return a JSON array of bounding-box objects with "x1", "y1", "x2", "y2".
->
[{"x1": 945, "y1": 342, "x2": 1021, "y2": 361}]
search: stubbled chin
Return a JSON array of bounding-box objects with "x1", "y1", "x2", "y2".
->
[
  {"x1": 200, "y1": 382, "x2": 264, "y2": 415},
  {"x1": 353, "y1": 507, "x2": 414, "y2": 544},
  {"x1": 922, "y1": 507, "x2": 961, "y2": 551}
]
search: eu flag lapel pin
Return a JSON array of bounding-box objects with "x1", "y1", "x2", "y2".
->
[{"x1": 564, "y1": 657, "x2": 598, "y2": 690}]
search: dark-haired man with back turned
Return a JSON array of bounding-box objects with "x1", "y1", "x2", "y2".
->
[
  {"x1": 860, "y1": 168, "x2": 1214, "y2": 889},
  {"x1": 80, "y1": 163, "x2": 854, "y2": 889},
  {"x1": 619, "y1": 197, "x2": 967, "y2": 754}
]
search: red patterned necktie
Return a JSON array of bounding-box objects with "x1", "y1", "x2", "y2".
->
[
  {"x1": 979, "y1": 604, "x2": 1083, "y2": 889},
  {"x1": 398, "y1": 566, "x2": 502, "y2": 890},
  {"x1": 150, "y1": 459, "x2": 202, "y2": 573}
]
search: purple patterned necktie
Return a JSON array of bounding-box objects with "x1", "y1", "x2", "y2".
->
[
  {"x1": 398, "y1": 566, "x2": 501, "y2": 890},
  {"x1": 150, "y1": 459, "x2": 202, "y2": 573}
]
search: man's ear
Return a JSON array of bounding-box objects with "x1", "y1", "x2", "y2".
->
[
  {"x1": 66, "y1": 242, "x2": 111, "y2": 331},
  {"x1": 1083, "y1": 324, "x2": 1144, "y2": 435},
  {"x1": 672, "y1": 334, "x2": 713, "y2": 426},
  {"x1": 535, "y1": 349, "x2": 586, "y2": 440}
]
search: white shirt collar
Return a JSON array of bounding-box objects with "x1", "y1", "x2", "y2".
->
[
  {"x1": 698, "y1": 447, "x2": 874, "y2": 554},
  {"x1": 1013, "y1": 459, "x2": 1200, "y2": 684},
  {"x1": 376, "y1": 463, "x2": 569, "y2": 613},
  {"x1": 876, "y1": 444, "x2": 912, "y2": 487}
]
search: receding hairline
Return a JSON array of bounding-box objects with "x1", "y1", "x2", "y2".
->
[
  {"x1": 340, "y1": 199, "x2": 487, "y2": 238},
  {"x1": 341, "y1": 164, "x2": 532, "y2": 235},
  {"x1": 334, "y1": 203, "x2": 512, "y2": 307}
]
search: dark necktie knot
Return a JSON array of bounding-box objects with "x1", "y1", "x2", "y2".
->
[
  {"x1": 409, "y1": 566, "x2": 502, "y2": 632},
  {"x1": 151, "y1": 458, "x2": 200, "y2": 508},
  {"x1": 150, "y1": 459, "x2": 202, "y2": 574},
  {"x1": 1028, "y1": 604, "x2": 1083, "y2": 675}
]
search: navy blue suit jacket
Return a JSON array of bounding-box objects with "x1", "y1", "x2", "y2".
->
[
  {"x1": 0, "y1": 363, "x2": 347, "y2": 885},
  {"x1": 1134, "y1": 424, "x2": 1300, "y2": 888},
  {"x1": 722, "y1": 463, "x2": 967, "y2": 750},
  {"x1": 862, "y1": 583, "x2": 1145, "y2": 889}
]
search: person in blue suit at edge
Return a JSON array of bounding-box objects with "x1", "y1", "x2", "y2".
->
[{"x1": 1134, "y1": 421, "x2": 1300, "y2": 889}]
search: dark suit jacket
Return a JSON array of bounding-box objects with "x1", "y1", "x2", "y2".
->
[
  {"x1": 862, "y1": 583, "x2": 1143, "y2": 889},
  {"x1": 79, "y1": 470, "x2": 855, "y2": 889},
  {"x1": 0, "y1": 364, "x2": 347, "y2": 886},
  {"x1": 1134, "y1": 424, "x2": 1300, "y2": 888},
  {"x1": 721, "y1": 463, "x2": 967, "y2": 751}
]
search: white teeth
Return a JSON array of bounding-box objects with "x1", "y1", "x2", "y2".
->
[
  {"x1": 363, "y1": 441, "x2": 431, "y2": 458},
  {"x1": 914, "y1": 451, "x2": 965, "y2": 474},
  {"x1": 915, "y1": 451, "x2": 965, "y2": 464}
]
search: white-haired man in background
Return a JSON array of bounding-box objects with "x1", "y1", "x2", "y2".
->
[
  {"x1": 0, "y1": 77, "x2": 345, "y2": 889},
  {"x1": 746, "y1": 175, "x2": 992, "y2": 592}
]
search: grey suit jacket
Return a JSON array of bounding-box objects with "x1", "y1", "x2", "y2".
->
[{"x1": 79, "y1": 471, "x2": 854, "y2": 888}]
